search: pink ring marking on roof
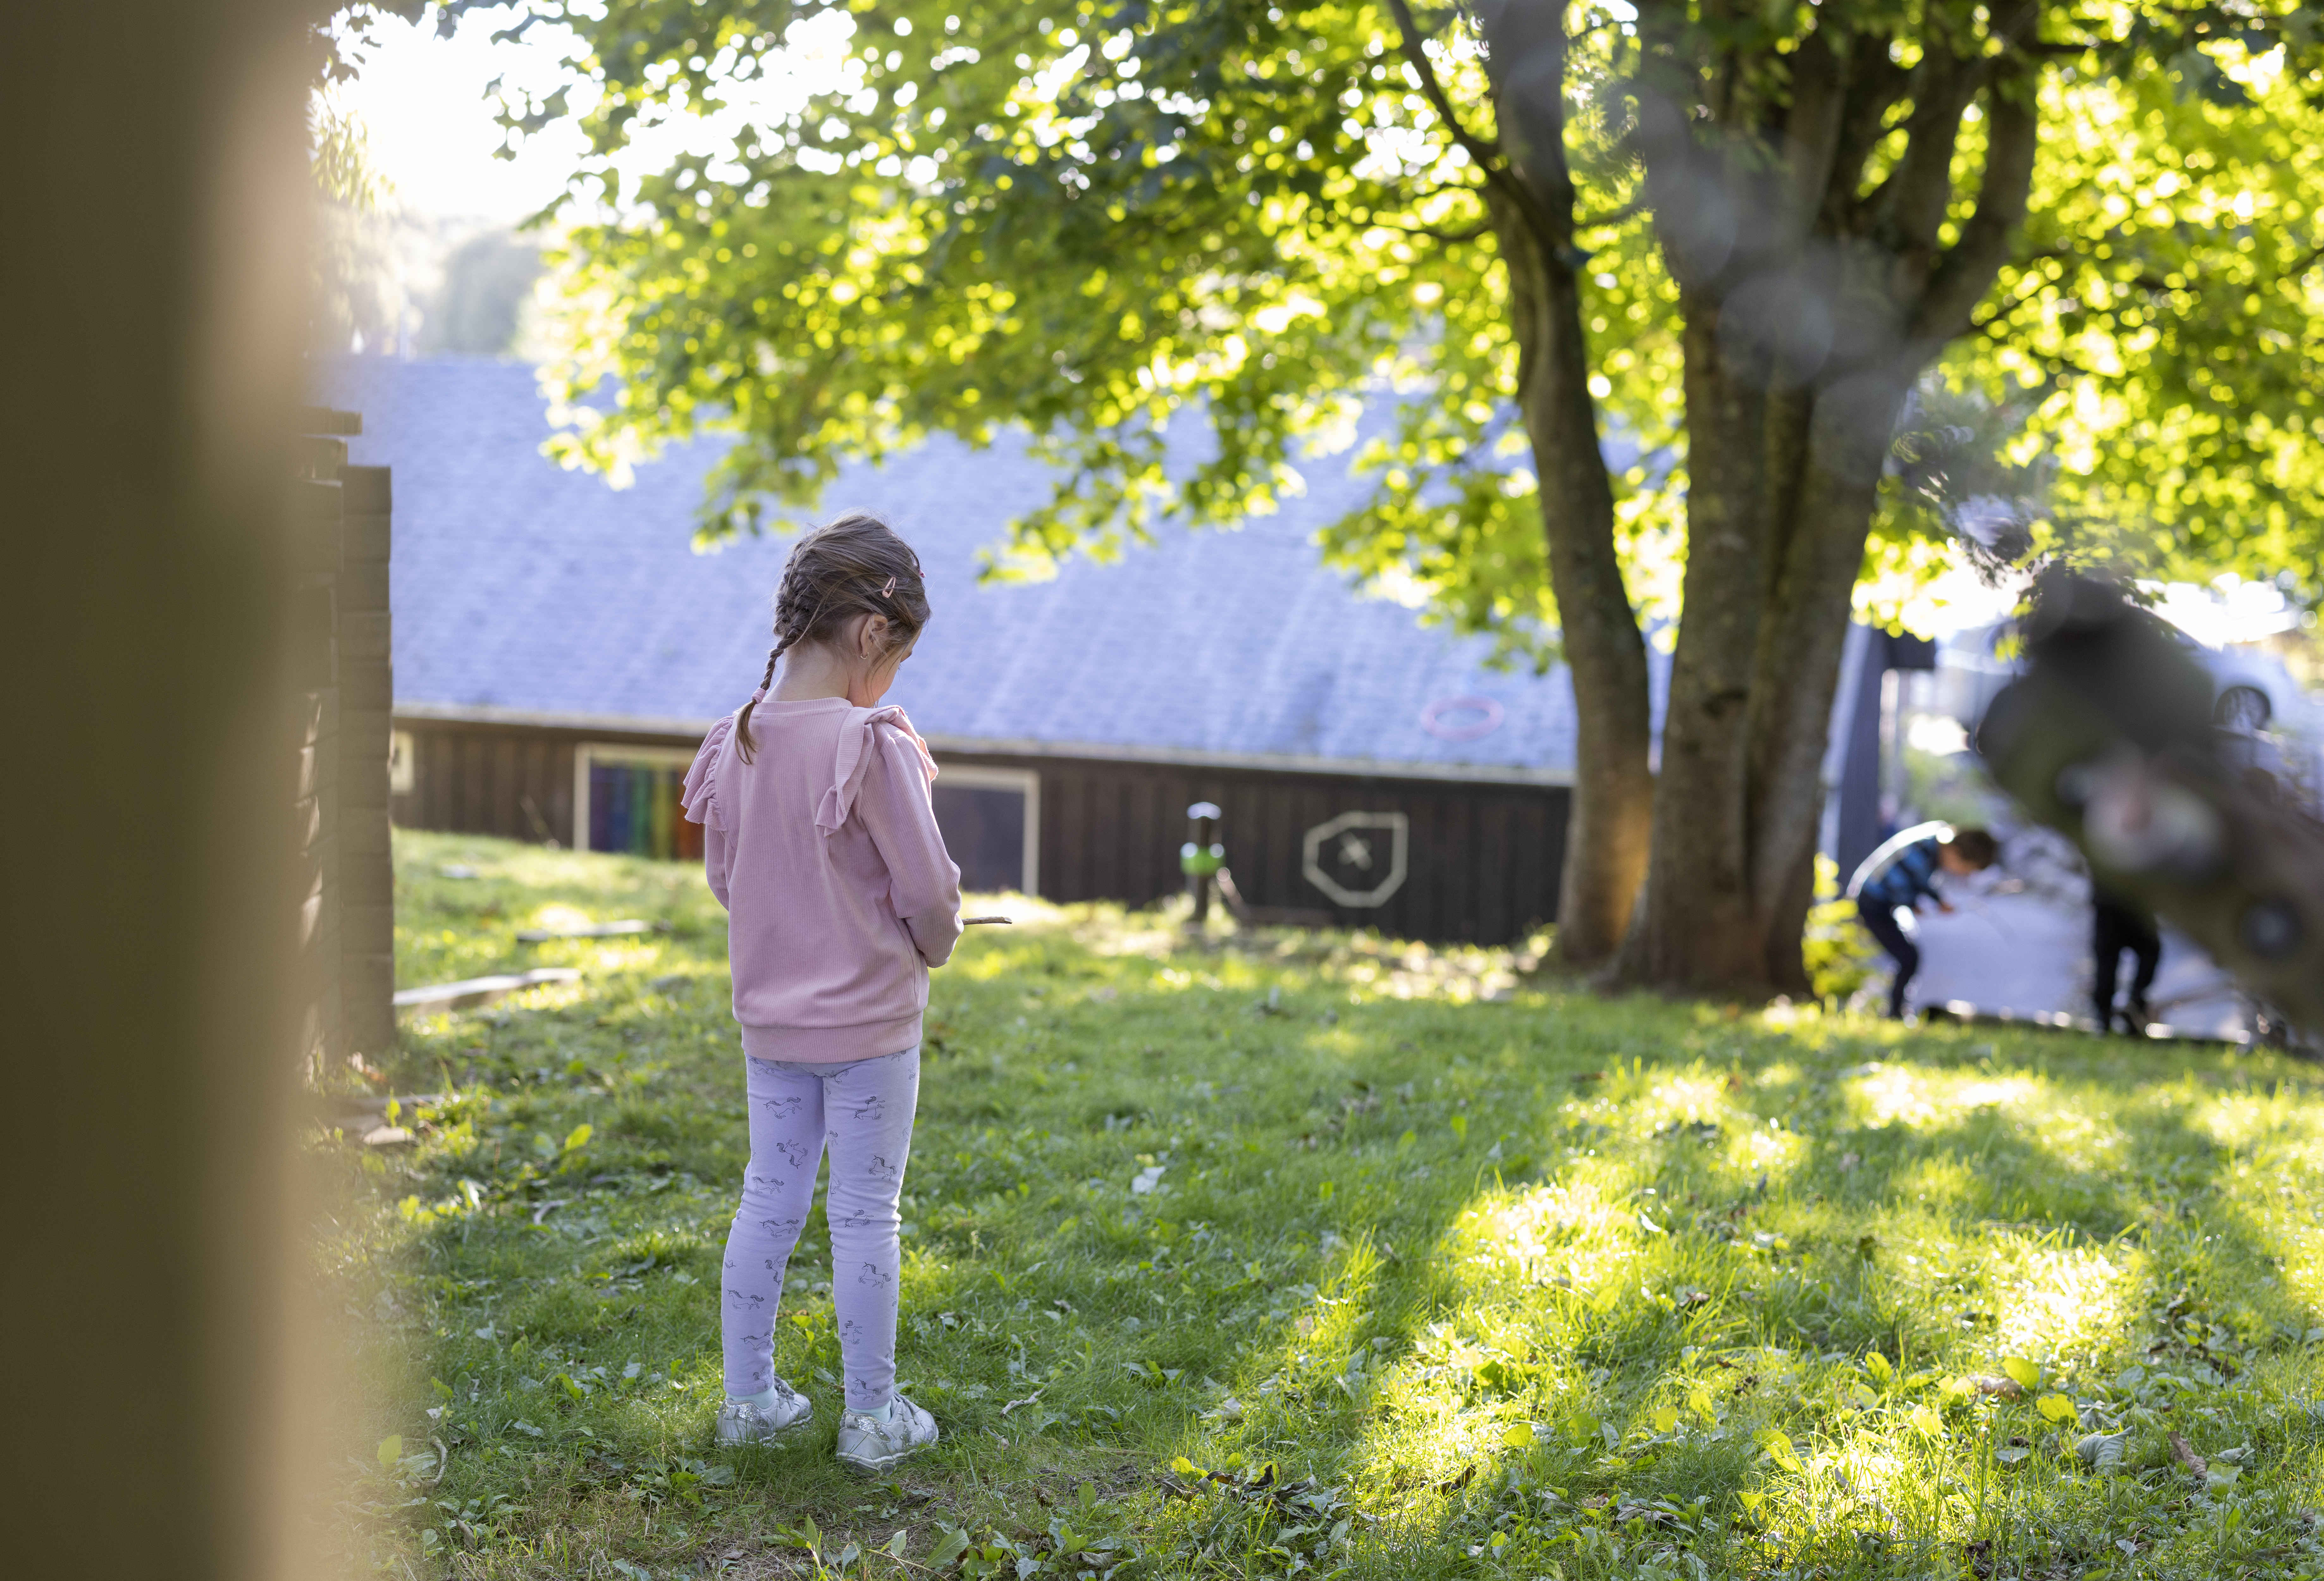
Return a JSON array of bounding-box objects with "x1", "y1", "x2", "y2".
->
[{"x1": 1420, "y1": 695, "x2": 1506, "y2": 742}]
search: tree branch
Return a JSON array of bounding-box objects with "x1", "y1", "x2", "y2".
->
[
  {"x1": 1384, "y1": 0, "x2": 1502, "y2": 166},
  {"x1": 1574, "y1": 196, "x2": 1644, "y2": 231},
  {"x1": 1819, "y1": 34, "x2": 1912, "y2": 229},
  {"x1": 1912, "y1": 65, "x2": 2041, "y2": 341},
  {"x1": 1779, "y1": 26, "x2": 1848, "y2": 247},
  {"x1": 1377, "y1": 218, "x2": 1495, "y2": 243},
  {"x1": 1384, "y1": 0, "x2": 1563, "y2": 248},
  {"x1": 1873, "y1": 0, "x2": 2043, "y2": 255}
]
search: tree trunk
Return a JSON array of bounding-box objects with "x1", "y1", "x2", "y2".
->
[
  {"x1": 1610, "y1": 0, "x2": 2041, "y2": 997},
  {"x1": 1744, "y1": 372, "x2": 1912, "y2": 989},
  {"x1": 1615, "y1": 307, "x2": 1772, "y2": 988},
  {"x1": 1492, "y1": 195, "x2": 1655, "y2": 964}
]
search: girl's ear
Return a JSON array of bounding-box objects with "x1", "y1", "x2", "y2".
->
[{"x1": 860, "y1": 613, "x2": 891, "y2": 657}]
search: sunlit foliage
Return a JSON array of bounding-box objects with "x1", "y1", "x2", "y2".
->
[{"x1": 456, "y1": 0, "x2": 2324, "y2": 645}]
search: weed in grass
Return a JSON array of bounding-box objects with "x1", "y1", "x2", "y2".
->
[{"x1": 315, "y1": 830, "x2": 2324, "y2": 1578}]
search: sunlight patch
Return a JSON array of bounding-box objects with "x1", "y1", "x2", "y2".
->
[
  {"x1": 1992, "y1": 1245, "x2": 2135, "y2": 1359},
  {"x1": 1842, "y1": 1064, "x2": 2036, "y2": 1131},
  {"x1": 1446, "y1": 1182, "x2": 1639, "y2": 1297},
  {"x1": 1745, "y1": 1126, "x2": 1806, "y2": 1175}
]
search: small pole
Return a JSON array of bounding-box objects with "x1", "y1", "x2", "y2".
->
[{"x1": 1181, "y1": 801, "x2": 1223, "y2": 925}]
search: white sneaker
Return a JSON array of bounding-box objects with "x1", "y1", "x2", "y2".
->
[
  {"x1": 835, "y1": 1395, "x2": 938, "y2": 1471},
  {"x1": 714, "y1": 1379, "x2": 812, "y2": 1446}
]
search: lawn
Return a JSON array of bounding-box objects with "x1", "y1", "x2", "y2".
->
[{"x1": 322, "y1": 829, "x2": 2324, "y2": 1580}]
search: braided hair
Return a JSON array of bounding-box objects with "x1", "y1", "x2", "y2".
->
[{"x1": 736, "y1": 511, "x2": 930, "y2": 762}]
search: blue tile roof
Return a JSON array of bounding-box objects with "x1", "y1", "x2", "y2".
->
[{"x1": 315, "y1": 356, "x2": 1654, "y2": 780}]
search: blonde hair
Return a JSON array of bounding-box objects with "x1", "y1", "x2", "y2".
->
[{"x1": 736, "y1": 512, "x2": 929, "y2": 762}]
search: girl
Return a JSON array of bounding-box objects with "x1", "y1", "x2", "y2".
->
[{"x1": 680, "y1": 512, "x2": 963, "y2": 1470}]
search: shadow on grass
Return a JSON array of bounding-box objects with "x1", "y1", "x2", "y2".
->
[{"x1": 344, "y1": 832, "x2": 2324, "y2": 1581}]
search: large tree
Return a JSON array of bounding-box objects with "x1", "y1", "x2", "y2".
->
[{"x1": 477, "y1": 0, "x2": 2324, "y2": 985}]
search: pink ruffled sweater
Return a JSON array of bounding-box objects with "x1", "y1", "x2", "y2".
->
[{"x1": 681, "y1": 698, "x2": 964, "y2": 1062}]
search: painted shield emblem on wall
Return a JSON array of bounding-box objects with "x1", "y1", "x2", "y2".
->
[{"x1": 1301, "y1": 811, "x2": 1409, "y2": 908}]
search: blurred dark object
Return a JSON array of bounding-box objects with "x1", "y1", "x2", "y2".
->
[
  {"x1": 1977, "y1": 574, "x2": 2324, "y2": 1031},
  {"x1": 8, "y1": 0, "x2": 329, "y2": 1574}
]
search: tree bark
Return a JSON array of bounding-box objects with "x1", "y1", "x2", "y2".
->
[
  {"x1": 1492, "y1": 197, "x2": 1655, "y2": 963},
  {"x1": 1612, "y1": 2, "x2": 2044, "y2": 996},
  {"x1": 1617, "y1": 307, "x2": 1773, "y2": 986},
  {"x1": 1744, "y1": 372, "x2": 1912, "y2": 989},
  {"x1": 1449, "y1": 0, "x2": 1654, "y2": 964}
]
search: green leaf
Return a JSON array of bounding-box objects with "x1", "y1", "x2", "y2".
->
[
  {"x1": 1863, "y1": 1352, "x2": 1893, "y2": 1384},
  {"x1": 2037, "y1": 1393, "x2": 2079, "y2": 1424},
  {"x1": 886, "y1": 1529, "x2": 910, "y2": 1559},
  {"x1": 1651, "y1": 1406, "x2": 1680, "y2": 1434},
  {"x1": 1755, "y1": 1429, "x2": 1803, "y2": 1473},
  {"x1": 1396, "y1": 1130, "x2": 1417, "y2": 1155},
  {"x1": 930, "y1": 1527, "x2": 972, "y2": 1570},
  {"x1": 1317, "y1": 1179, "x2": 1334, "y2": 1202},
  {"x1": 1448, "y1": 1114, "x2": 1469, "y2": 1142},
  {"x1": 376, "y1": 1434, "x2": 403, "y2": 1469},
  {"x1": 562, "y1": 1123, "x2": 593, "y2": 1153},
  {"x1": 1501, "y1": 1422, "x2": 1538, "y2": 1449},
  {"x1": 2002, "y1": 1357, "x2": 2041, "y2": 1391}
]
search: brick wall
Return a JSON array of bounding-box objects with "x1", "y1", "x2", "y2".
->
[{"x1": 289, "y1": 411, "x2": 394, "y2": 1078}]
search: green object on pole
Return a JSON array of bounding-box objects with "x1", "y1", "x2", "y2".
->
[{"x1": 1180, "y1": 844, "x2": 1224, "y2": 878}]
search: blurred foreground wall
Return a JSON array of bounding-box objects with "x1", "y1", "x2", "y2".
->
[{"x1": 2, "y1": 2, "x2": 325, "y2": 1576}]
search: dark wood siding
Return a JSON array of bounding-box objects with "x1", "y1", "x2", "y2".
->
[
  {"x1": 391, "y1": 718, "x2": 1569, "y2": 944},
  {"x1": 394, "y1": 719, "x2": 600, "y2": 848},
  {"x1": 961, "y1": 752, "x2": 1568, "y2": 945}
]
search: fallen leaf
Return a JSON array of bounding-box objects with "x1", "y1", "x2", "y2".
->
[
  {"x1": 1969, "y1": 1374, "x2": 2025, "y2": 1400},
  {"x1": 2169, "y1": 1432, "x2": 2207, "y2": 1478}
]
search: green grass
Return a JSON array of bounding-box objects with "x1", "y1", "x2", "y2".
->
[{"x1": 323, "y1": 829, "x2": 2324, "y2": 1580}]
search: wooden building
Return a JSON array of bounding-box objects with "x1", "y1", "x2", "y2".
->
[{"x1": 322, "y1": 359, "x2": 1602, "y2": 944}]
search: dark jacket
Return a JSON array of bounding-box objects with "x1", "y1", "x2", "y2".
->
[{"x1": 1857, "y1": 836, "x2": 1943, "y2": 911}]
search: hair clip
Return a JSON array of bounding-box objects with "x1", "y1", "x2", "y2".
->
[
  {"x1": 750, "y1": 686, "x2": 767, "y2": 704},
  {"x1": 880, "y1": 575, "x2": 897, "y2": 598}
]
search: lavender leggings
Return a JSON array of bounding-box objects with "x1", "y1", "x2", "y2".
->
[{"x1": 721, "y1": 1048, "x2": 919, "y2": 1411}]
